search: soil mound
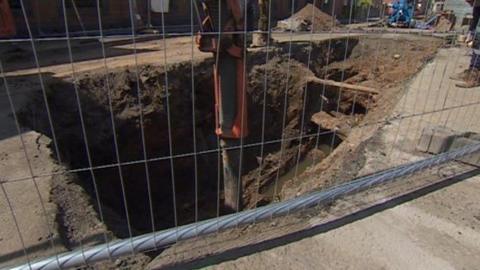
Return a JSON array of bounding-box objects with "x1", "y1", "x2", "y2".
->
[{"x1": 293, "y1": 4, "x2": 337, "y2": 29}]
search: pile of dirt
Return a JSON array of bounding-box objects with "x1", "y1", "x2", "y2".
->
[{"x1": 276, "y1": 4, "x2": 338, "y2": 32}]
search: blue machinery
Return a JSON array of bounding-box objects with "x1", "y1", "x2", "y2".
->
[{"x1": 388, "y1": 0, "x2": 415, "y2": 27}]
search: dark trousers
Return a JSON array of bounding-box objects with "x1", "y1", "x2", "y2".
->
[
  {"x1": 470, "y1": 6, "x2": 480, "y2": 32},
  {"x1": 470, "y1": 6, "x2": 480, "y2": 69},
  {"x1": 471, "y1": 52, "x2": 480, "y2": 69}
]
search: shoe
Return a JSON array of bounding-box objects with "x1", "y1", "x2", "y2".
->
[
  {"x1": 456, "y1": 80, "x2": 480, "y2": 88},
  {"x1": 450, "y1": 69, "x2": 471, "y2": 81},
  {"x1": 466, "y1": 31, "x2": 475, "y2": 47},
  {"x1": 455, "y1": 69, "x2": 480, "y2": 88}
]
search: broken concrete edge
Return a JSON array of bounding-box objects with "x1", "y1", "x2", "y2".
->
[
  {"x1": 417, "y1": 125, "x2": 480, "y2": 166},
  {"x1": 417, "y1": 125, "x2": 464, "y2": 154},
  {"x1": 449, "y1": 137, "x2": 480, "y2": 166}
]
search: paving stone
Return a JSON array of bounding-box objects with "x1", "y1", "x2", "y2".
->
[{"x1": 417, "y1": 126, "x2": 458, "y2": 154}]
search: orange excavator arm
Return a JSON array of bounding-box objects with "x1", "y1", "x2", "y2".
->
[
  {"x1": 0, "y1": 0, "x2": 16, "y2": 37},
  {"x1": 194, "y1": 0, "x2": 250, "y2": 211},
  {"x1": 195, "y1": 0, "x2": 248, "y2": 139}
]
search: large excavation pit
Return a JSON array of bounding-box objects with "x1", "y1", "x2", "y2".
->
[{"x1": 18, "y1": 35, "x2": 441, "y2": 237}]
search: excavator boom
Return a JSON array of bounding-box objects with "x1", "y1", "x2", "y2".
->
[{"x1": 195, "y1": 0, "x2": 251, "y2": 211}]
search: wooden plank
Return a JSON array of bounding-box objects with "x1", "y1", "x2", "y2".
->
[{"x1": 307, "y1": 76, "x2": 379, "y2": 95}]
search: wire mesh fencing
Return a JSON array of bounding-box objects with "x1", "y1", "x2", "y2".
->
[{"x1": 1, "y1": 0, "x2": 480, "y2": 269}]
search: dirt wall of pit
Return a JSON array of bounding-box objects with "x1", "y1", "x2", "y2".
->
[
  {"x1": 18, "y1": 37, "x2": 357, "y2": 235},
  {"x1": 17, "y1": 34, "x2": 442, "y2": 239}
]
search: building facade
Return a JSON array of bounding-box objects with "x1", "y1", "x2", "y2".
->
[
  {"x1": 7, "y1": 0, "x2": 383, "y2": 37},
  {"x1": 8, "y1": 0, "x2": 308, "y2": 36}
]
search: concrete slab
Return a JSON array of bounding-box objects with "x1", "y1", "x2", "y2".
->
[
  {"x1": 0, "y1": 132, "x2": 65, "y2": 269},
  {"x1": 417, "y1": 125, "x2": 458, "y2": 154},
  {"x1": 0, "y1": 72, "x2": 66, "y2": 267}
]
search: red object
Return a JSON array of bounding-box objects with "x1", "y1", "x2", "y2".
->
[
  {"x1": 0, "y1": 0, "x2": 16, "y2": 37},
  {"x1": 196, "y1": 0, "x2": 248, "y2": 139},
  {"x1": 213, "y1": 58, "x2": 248, "y2": 139}
]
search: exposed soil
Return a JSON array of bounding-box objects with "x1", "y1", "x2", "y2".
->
[
  {"x1": 50, "y1": 172, "x2": 152, "y2": 270},
  {"x1": 172, "y1": 46, "x2": 480, "y2": 270},
  {"x1": 291, "y1": 3, "x2": 339, "y2": 31},
  {"x1": 242, "y1": 58, "x2": 351, "y2": 207},
  {"x1": 145, "y1": 36, "x2": 446, "y2": 269},
  {"x1": 13, "y1": 35, "x2": 443, "y2": 264},
  {"x1": 18, "y1": 37, "x2": 358, "y2": 237},
  {"x1": 281, "y1": 35, "x2": 443, "y2": 200}
]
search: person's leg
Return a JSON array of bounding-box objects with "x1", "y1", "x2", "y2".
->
[
  {"x1": 451, "y1": 7, "x2": 480, "y2": 82},
  {"x1": 456, "y1": 49, "x2": 480, "y2": 88},
  {"x1": 461, "y1": 20, "x2": 480, "y2": 87},
  {"x1": 470, "y1": 6, "x2": 480, "y2": 33},
  {"x1": 470, "y1": 49, "x2": 480, "y2": 70},
  {"x1": 466, "y1": 6, "x2": 480, "y2": 43}
]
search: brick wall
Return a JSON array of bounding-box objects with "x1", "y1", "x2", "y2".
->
[{"x1": 9, "y1": 0, "x2": 314, "y2": 37}]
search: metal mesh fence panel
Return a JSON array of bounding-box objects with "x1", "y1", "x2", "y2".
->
[{"x1": 1, "y1": 0, "x2": 479, "y2": 269}]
